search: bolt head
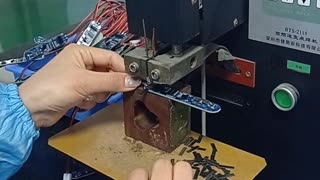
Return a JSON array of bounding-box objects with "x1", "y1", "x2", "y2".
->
[
  {"x1": 245, "y1": 71, "x2": 252, "y2": 78},
  {"x1": 151, "y1": 69, "x2": 160, "y2": 80},
  {"x1": 129, "y1": 62, "x2": 139, "y2": 73}
]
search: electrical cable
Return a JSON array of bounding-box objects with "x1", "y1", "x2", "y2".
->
[
  {"x1": 15, "y1": 61, "x2": 36, "y2": 82},
  {"x1": 65, "y1": 107, "x2": 80, "y2": 175},
  {"x1": 93, "y1": 0, "x2": 127, "y2": 37},
  {"x1": 93, "y1": 1, "x2": 101, "y2": 21},
  {"x1": 103, "y1": 12, "x2": 127, "y2": 36}
]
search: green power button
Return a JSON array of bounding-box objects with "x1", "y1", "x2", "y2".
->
[
  {"x1": 272, "y1": 83, "x2": 300, "y2": 111},
  {"x1": 274, "y1": 90, "x2": 293, "y2": 109}
]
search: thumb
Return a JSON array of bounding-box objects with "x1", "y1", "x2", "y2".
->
[{"x1": 83, "y1": 71, "x2": 141, "y2": 94}]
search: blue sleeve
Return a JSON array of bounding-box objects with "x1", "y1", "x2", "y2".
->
[{"x1": 0, "y1": 84, "x2": 39, "y2": 180}]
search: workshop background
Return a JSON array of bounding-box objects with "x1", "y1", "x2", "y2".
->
[
  {"x1": 0, "y1": 0, "x2": 97, "y2": 83},
  {"x1": 1, "y1": 0, "x2": 319, "y2": 179}
]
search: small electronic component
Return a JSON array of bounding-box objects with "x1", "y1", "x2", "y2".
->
[
  {"x1": 23, "y1": 46, "x2": 46, "y2": 61},
  {"x1": 97, "y1": 34, "x2": 127, "y2": 51},
  {"x1": 0, "y1": 34, "x2": 68, "y2": 67},
  {"x1": 77, "y1": 21, "x2": 102, "y2": 46},
  {"x1": 23, "y1": 33, "x2": 68, "y2": 61},
  {"x1": 145, "y1": 84, "x2": 221, "y2": 113}
]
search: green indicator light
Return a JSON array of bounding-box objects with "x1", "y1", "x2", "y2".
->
[
  {"x1": 274, "y1": 90, "x2": 292, "y2": 109},
  {"x1": 287, "y1": 60, "x2": 311, "y2": 75}
]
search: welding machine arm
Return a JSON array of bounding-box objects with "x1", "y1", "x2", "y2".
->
[{"x1": 0, "y1": 84, "x2": 39, "y2": 180}]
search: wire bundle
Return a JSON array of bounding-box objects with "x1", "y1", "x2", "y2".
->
[
  {"x1": 96, "y1": 0, "x2": 128, "y2": 37},
  {"x1": 68, "y1": 0, "x2": 129, "y2": 39}
]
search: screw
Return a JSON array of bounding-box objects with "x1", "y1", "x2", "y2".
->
[
  {"x1": 172, "y1": 45, "x2": 183, "y2": 56},
  {"x1": 129, "y1": 62, "x2": 139, "y2": 73},
  {"x1": 150, "y1": 69, "x2": 160, "y2": 80},
  {"x1": 245, "y1": 71, "x2": 252, "y2": 78},
  {"x1": 233, "y1": 18, "x2": 239, "y2": 27}
]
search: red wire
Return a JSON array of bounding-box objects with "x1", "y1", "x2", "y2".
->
[
  {"x1": 94, "y1": 0, "x2": 107, "y2": 21},
  {"x1": 93, "y1": 3, "x2": 99, "y2": 20},
  {"x1": 94, "y1": 0, "x2": 126, "y2": 36},
  {"x1": 69, "y1": 0, "x2": 133, "y2": 45},
  {"x1": 98, "y1": 3, "x2": 124, "y2": 21},
  {"x1": 118, "y1": 19, "x2": 128, "y2": 33},
  {"x1": 103, "y1": 12, "x2": 126, "y2": 36},
  {"x1": 97, "y1": 8, "x2": 113, "y2": 22},
  {"x1": 17, "y1": 61, "x2": 35, "y2": 81},
  {"x1": 97, "y1": 6, "x2": 116, "y2": 22}
]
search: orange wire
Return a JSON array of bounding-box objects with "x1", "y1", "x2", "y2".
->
[
  {"x1": 96, "y1": 1, "x2": 124, "y2": 21},
  {"x1": 97, "y1": 7, "x2": 114, "y2": 22},
  {"x1": 103, "y1": 12, "x2": 126, "y2": 36},
  {"x1": 94, "y1": 1, "x2": 109, "y2": 21}
]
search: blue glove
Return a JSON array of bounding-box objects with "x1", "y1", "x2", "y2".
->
[{"x1": 0, "y1": 84, "x2": 39, "y2": 180}]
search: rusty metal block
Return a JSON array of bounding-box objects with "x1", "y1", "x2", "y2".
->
[{"x1": 124, "y1": 85, "x2": 191, "y2": 152}]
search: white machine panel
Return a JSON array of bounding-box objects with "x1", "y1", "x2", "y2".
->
[{"x1": 249, "y1": 0, "x2": 320, "y2": 55}]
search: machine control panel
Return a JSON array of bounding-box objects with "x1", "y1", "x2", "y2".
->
[{"x1": 249, "y1": 0, "x2": 320, "y2": 55}]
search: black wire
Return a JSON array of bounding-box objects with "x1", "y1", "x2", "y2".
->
[{"x1": 65, "y1": 107, "x2": 80, "y2": 174}]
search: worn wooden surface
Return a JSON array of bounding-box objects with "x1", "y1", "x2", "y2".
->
[{"x1": 49, "y1": 104, "x2": 266, "y2": 180}]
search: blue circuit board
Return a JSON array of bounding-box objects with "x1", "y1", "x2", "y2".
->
[
  {"x1": 145, "y1": 84, "x2": 221, "y2": 114},
  {"x1": 99, "y1": 34, "x2": 127, "y2": 50},
  {"x1": 23, "y1": 33, "x2": 68, "y2": 61}
]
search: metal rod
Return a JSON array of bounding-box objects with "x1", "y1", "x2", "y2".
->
[
  {"x1": 152, "y1": 28, "x2": 156, "y2": 59},
  {"x1": 142, "y1": 19, "x2": 149, "y2": 58},
  {"x1": 201, "y1": 63, "x2": 207, "y2": 136}
]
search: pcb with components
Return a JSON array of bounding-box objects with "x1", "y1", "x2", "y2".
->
[
  {"x1": 77, "y1": 21, "x2": 101, "y2": 46},
  {"x1": 0, "y1": 58, "x2": 25, "y2": 67},
  {"x1": 0, "y1": 33, "x2": 68, "y2": 67},
  {"x1": 23, "y1": 33, "x2": 68, "y2": 61},
  {"x1": 145, "y1": 84, "x2": 221, "y2": 113},
  {"x1": 98, "y1": 34, "x2": 127, "y2": 50}
]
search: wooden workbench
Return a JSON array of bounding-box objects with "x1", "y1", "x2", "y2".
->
[{"x1": 49, "y1": 104, "x2": 266, "y2": 180}]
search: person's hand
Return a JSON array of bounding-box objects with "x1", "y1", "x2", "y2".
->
[
  {"x1": 128, "y1": 159, "x2": 193, "y2": 180},
  {"x1": 19, "y1": 44, "x2": 141, "y2": 128}
]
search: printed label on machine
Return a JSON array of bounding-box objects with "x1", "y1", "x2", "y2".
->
[{"x1": 249, "y1": 0, "x2": 320, "y2": 55}]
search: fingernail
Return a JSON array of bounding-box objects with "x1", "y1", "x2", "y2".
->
[{"x1": 125, "y1": 76, "x2": 141, "y2": 88}]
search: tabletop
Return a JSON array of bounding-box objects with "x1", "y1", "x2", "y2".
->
[{"x1": 49, "y1": 104, "x2": 266, "y2": 180}]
